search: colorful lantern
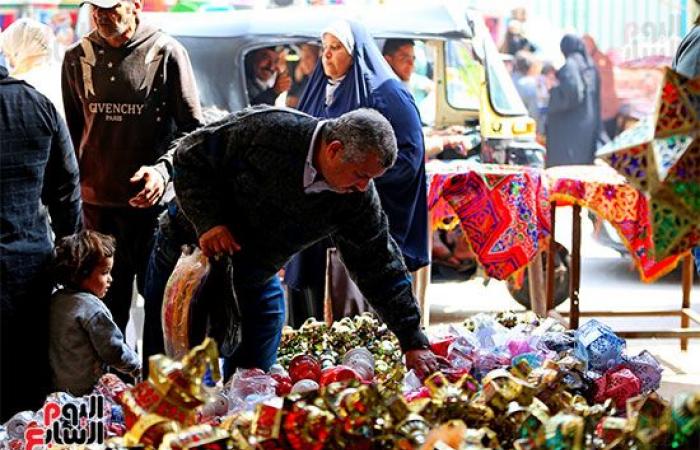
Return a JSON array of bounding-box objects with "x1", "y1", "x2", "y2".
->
[{"x1": 597, "y1": 69, "x2": 700, "y2": 259}]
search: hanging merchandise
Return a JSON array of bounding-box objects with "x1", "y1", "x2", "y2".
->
[{"x1": 597, "y1": 69, "x2": 700, "y2": 260}]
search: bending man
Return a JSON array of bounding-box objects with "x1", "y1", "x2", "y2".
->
[{"x1": 173, "y1": 105, "x2": 440, "y2": 377}]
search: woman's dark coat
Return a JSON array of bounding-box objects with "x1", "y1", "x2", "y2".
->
[{"x1": 545, "y1": 35, "x2": 602, "y2": 167}]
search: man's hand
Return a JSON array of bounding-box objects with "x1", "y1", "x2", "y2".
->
[
  {"x1": 274, "y1": 70, "x2": 292, "y2": 94},
  {"x1": 130, "y1": 367, "x2": 142, "y2": 381},
  {"x1": 128, "y1": 166, "x2": 165, "y2": 208},
  {"x1": 404, "y1": 348, "x2": 448, "y2": 379},
  {"x1": 199, "y1": 225, "x2": 241, "y2": 258},
  {"x1": 442, "y1": 135, "x2": 473, "y2": 155}
]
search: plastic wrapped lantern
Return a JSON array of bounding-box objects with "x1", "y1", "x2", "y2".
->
[
  {"x1": 162, "y1": 248, "x2": 211, "y2": 359},
  {"x1": 574, "y1": 319, "x2": 625, "y2": 373}
]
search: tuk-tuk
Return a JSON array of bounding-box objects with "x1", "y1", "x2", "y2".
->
[{"x1": 147, "y1": 3, "x2": 539, "y2": 153}]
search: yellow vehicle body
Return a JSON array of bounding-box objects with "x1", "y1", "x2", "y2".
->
[{"x1": 430, "y1": 14, "x2": 537, "y2": 142}]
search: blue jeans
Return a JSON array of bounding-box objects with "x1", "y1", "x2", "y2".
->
[
  {"x1": 143, "y1": 227, "x2": 285, "y2": 380},
  {"x1": 224, "y1": 275, "x2": 285, "y2": 377}
]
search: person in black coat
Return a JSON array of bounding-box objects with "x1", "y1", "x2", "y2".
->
[
  {"x1": 545, "y1": 34, "x2": 602, "y2": 167},
  {"x1": 0, "y1": 65, "x2": 82, "y2": 419},
  {"x1": 173, "y1": 106, "x2": 441, "y2": 377}
]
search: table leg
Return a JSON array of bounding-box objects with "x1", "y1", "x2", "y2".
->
[
  {"x1": 546, "y1": 201, "x2": 556, "y2": 312},
  {"x1": 324, "y1": 249, "x2": 333, "y2": 326},
  {"x1": 681, "y1": 253, "x2": 694, "y2": 350},
  {"x1": 413, "y1": 266, "x2": 431, "y2": 328},
  {"x1": 570, "y1": 205, "x2": 582, "y2": 329},
  {"x1": 529, "y1": 252, "x2": 547, "y2": 317}
]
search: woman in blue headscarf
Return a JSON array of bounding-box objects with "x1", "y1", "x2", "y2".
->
[
  {"x1": 545, "y1": 34, "x2": 602, "y2": 167},
  {"x1": 284, "y1": 20, "x2": 429, "y2": 326}
]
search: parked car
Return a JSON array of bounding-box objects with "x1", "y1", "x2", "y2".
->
[{"x1": 146, "y1": 2, "x2": 568, "y2": 308}]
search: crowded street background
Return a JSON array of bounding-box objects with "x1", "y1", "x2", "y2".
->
[{"x1": 1, "y1": 0, "x2": 699, "y2": 448}]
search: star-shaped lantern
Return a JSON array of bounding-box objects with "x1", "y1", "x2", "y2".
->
[{"x1": 597, "y1": 68, "x2": 700, "y2": 259}]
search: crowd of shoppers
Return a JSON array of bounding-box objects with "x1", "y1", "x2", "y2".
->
[
  {"x1": 1, "y1": 1, "x2": 698, "y2": 422},
  {"x1": 0, "y1": 2, "x2": 438, "y2": 419}
]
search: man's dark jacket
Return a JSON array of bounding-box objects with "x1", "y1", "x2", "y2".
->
[
  {"x1": 173, "y1": 106, "x2": 429, "y2": 351},
  {"x1": 246, "y1": 77, "x2": 278, "y2": 106},
  {"x1": 1, "y1": 65, "x2": 82, "y2": 308}
]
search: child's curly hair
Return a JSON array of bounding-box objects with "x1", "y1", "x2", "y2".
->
[{"x1": 53, "y1": 230, "x2": 116, "y2": 288}]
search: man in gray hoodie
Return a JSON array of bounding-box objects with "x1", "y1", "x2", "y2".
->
[{"x1": 62, "y1": 0, "x2": 203, "y2": 333}]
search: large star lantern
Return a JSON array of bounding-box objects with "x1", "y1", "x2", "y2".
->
[{"x1": 597, "y1": 68, "x2": 700, "y2": 259}]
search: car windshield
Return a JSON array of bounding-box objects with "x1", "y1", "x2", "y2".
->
[
  {"x1": 445, "y1": 39, "x2": 482, "y2": 112},
  {"x1": 482, "y1": 34, "x2": 528, "y2": 116},
  {"x1": 406, "y1": 40, "x2": 437, "y2": 126}
]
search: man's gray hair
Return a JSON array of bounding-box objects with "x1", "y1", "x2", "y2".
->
[{"x1": 323, "y1": 108, "x2": 397, "y2": 167}]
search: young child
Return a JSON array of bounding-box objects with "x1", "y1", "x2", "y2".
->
[{"x1": 49, "y1": 230, "x2": 140, "y2": 396}]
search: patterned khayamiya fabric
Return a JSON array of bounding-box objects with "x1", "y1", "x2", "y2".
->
[
  {"x1": 428, "y1": 161, "x2": 551, "y2": 280},
  {"x1": 427, "y1": 161, "x2": 685, "y2": 282},
  {"x1": 547, "y1": 165, "x2": 684, "y2": 282}
]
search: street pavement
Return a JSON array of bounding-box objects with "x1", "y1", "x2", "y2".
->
[{"x1": 426, "y1": 205, "x2": 700, "y2": 393}]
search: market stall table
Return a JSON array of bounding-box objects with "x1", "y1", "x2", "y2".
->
[
  {"x1": 545, "y1": 164, "x2": 698, "y2": 347},
  {"x1": 427, "y1": 160, "x2": 551, "y2": 316}
]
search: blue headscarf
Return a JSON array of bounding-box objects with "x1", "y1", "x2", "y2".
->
[
  {"x1": 296, "y1": 20, "x2": 429, "y2": 271},
  {"x1": 297, "y1": 21, "x2": 397, "y2": 118}
]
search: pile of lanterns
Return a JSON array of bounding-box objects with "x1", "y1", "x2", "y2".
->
[{"x1": 2, "y1": 313, "x2": 699, "y2": 449}]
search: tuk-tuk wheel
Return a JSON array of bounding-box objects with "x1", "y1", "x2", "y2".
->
[{"x1": 506, "y1": 241, "x2": 570, "y2": 310}]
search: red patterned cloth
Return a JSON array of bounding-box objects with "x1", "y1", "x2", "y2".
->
[
  {"x1": 547, "y1": 165, "x2": 684, "y2": 282},
  {"x1": 427, "y1": 161, "x2": 551, "y2": 280},
  {"x1": 427, "y1": 162, "x2": 684, "y2": 282}
]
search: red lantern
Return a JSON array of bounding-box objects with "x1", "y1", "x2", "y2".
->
[
  {"x1": 319, "y1": 365, "x2": 361, "y2": 386},
  {"x1": 271, "y1": 373, "x2": 293, "y2": 396},
  {"x1": 430, "y1": 337, "x2": 455, "y2": 358},
  {"x1": 288, "y1": 355, "x2": 322, "y2": 384}
]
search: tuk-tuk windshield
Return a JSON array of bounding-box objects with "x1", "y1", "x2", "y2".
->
[
  {"x1": 445, "y1": 40, "x2": 482, "y2": 112},
  {"x1": 483, "y1": 35, "x2": 528, "y2": 116}
]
